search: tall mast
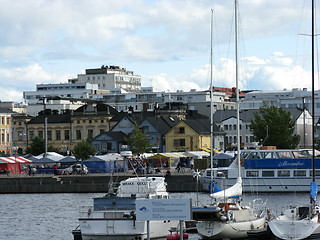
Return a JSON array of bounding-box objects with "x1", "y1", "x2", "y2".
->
[
  {"x1": 311, "y1": 0, "x2": 315, "y2": 182},
  {"x1": 210, "y1": 9, "x2": 214, "y2": 183},
  {"x1": 235, "y1": 0, "x2": 241, "y2": 178}
]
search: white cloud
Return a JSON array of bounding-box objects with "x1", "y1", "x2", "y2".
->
[{"x1": 0, "y1": 0, "x2": 316, "y2": 102}]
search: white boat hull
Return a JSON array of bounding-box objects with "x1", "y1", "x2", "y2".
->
[
  {"x1": 196, "y1": 216, "x2": 266, "y2": 239},
  {"x1": 200, "y1": 175, "x2": 317, "y2": 193},
  {"x1": 268, "y1": 218, "x2": 320, "y2": 240},
  {"x1": 80, "y1": 219, "x2": 179, "y2": 240}
]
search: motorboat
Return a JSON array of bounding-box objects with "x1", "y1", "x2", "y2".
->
[{"x1": 77, "y1": 176, "x2": 181, "y2": 240}]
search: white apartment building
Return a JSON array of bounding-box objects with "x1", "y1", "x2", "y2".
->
[
  {"x1": 23, "y1": 82, "x2": 106, "y2": 116},
  {"x1": 241, "y1": 88, "x2": 319, "y2": 117},
  {"x1": 72, "y1": 65, "x2": 142, "y2": 92}
]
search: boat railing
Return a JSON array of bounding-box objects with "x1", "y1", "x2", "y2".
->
[{"x1": 248, "y1": 198, "x2": 267, "y2": 216}]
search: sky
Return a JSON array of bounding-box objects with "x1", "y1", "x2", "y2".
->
[{"x1": 0, "y1": 0, "x2": 319, "y2": 103}]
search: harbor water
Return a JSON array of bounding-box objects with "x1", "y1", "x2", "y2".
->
[{"x1": 0, "y1": 192, "x2": 311, "y2": 240}]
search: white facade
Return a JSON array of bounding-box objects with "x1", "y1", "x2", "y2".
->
[
  {"x1": 23, "y1": 83, "x2": 105, "y2": 116},
  {"x1": 75, "y1": 65, "x2": 141, "y2": 92}
]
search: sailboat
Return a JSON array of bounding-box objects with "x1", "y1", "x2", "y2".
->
[
  {"x1": 193, "y1": 1, "x2": 266, "y2": 239},
  {"x1": 268, "y1": 1, "x2": 320, "y2": 239}
]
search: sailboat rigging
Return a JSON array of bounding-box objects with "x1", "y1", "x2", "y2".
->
[
  {"x1": 268, "y1": 1, "x2": 320, "y2": 239},
  {"x1": 193, "y1": 1, "x2": 266, "y2": 239}
]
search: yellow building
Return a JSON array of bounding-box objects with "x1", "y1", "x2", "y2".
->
[
  {"x1": 165, "y1": 119, "x2": 225, "y2": 153},
  {"x1": 0, "y1": 109, "x2": 15, "y2": 155},
  {"x1": 12, "y1": 103, "x2": 118, "y2": 154}
]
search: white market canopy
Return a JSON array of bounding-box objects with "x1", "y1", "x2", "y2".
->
[
  {"x1": 182, "y1": 151, "x2": 210, "y2": 159},
  {"x1": 148, "y1": 152, "x2": 186, "y2": 159}
]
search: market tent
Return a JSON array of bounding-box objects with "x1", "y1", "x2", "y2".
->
[
  {"x1": 200, "y1": 147, "x2": 222, "y2": 154},
  {"x1": 85, "y1": 154, "x2": 127, "y2": 173},
  {"x1": 182, "y1": 151, "x2": 210, "y2": 159},
  {"x1": 34, "y1": 152, "x2": 65, "y2": 162},
  {"x1": 212, "y1": 153, "x2": 235, "y2": 167},
  {"x1": 58, "y1": 156, "x2": 77, "y2": 163},
  {"x1": 31, "y1": 157, "x2": 56, "y2": 163},
  {"x1": 148, "y1": 152, "x2": 186, "y2": 168},
  {"x1": 0, "y1": 156, "x2": 31, "y2": 174}
]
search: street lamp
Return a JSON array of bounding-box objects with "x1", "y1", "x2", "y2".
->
[{"x1": 38, "y1": 97, "x2": 48, "y2": 157}]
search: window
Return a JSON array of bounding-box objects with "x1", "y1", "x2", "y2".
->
[
  {"x1": 47, "y1": 131, "x2": 52, "y2": 140},
  {"x1": 29, "y1": 131, "x2": 35, "y2": 140},
  {"x1": 262, "y1": 171, "x2": 274, "y2": 177},
  {"x1": 175, "y1": 127, "x2": 185, "y2": 134},
  {"x1": 107, "y1": 142, "x2": 112, "y2": 150},
  {"x1": 38, "y1": 131, "x2": 43, "y2": 138},
  {"x1": 76, "y1": 130, "x2": 81, "y2": 140},
  {"x1": 224, "y1": 125, "x2": 228, "y2": 130},
  {"x1": 64, "y1": 130, "x2": 70, "y2": 140},
  {"x1": 294, "y1": 170, "x2": 306, "y2": 177},
  {"x1": 174, "y1": 138, "x2": 185, "y2": 147},
  {"x1": 310, "y1": 170, "x2": 320, "y2": 176},
  {"x1": 18, "y1": 131, "x2": 23, "y2": 141},
  {"x1": 246, "y1": 171, "x2": 259, "y2": 177},
  {"x1": 278, "y1": 170, "x2": 290, "y2": 177},
  {"x1": 56, "y1": 130, "x2": 61, "y2": 140}
]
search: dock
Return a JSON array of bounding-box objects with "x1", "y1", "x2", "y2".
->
[{"x1": 0, "y1": 172, "x2": 199, "y2": 193}]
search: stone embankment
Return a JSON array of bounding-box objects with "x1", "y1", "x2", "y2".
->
[{"x1": 0, "y1": 172, "x2": 199, "y2": 193}]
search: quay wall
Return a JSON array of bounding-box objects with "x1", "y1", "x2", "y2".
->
[{"x1": 0, "y1": 174, "x2": 199, "y2": 194}]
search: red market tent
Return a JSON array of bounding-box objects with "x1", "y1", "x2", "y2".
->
[{"x1": 0, "y1": 157, "x2": 32, "y2": 174}]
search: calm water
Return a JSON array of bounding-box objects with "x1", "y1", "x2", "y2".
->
[{"x1": 0, "y1": 192, "x2": 311, "y2": 240}]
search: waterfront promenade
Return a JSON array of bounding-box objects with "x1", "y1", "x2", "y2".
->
[{"x1": 0, "y1": 171, "x2": 199, "y2": 193}]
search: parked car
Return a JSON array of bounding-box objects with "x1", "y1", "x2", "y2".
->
[{"x1": 63, "y1": 164, "x2": 88, "y2": 175}]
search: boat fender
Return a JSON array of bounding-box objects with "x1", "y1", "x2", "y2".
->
[
  {"x1": 227, "y1": 211, "x2": 234, "y2": 221},
  {"x1": 314, "y1": 206, "x2": 320, "y2": 214},
  {"x1": 167, "y1": 234, "x2": 177, "y2": 240},
  {"x1": 220, "y1": 215, "x2": 228, "y2": 221}
]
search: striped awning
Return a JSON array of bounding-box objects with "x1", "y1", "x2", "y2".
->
[{"x1": 0, "y1": 157, "x2": 32, "y2": 164}]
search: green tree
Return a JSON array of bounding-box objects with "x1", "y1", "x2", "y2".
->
[
  {"x1": 25, "y1": 136, "x2": 61, "y2": 156},
  {"x1": 250, "y1": 106, "x2": 300, "y2": 149},
  {"x1": 126, "y1": 124, "x2": 151, "y2": 155},
  {"x1": 25, "y1": 136, "x2": 45, "y2": 156},
  {"x1": 72, "y1": 139, "x2": 95, "y2": 161}
]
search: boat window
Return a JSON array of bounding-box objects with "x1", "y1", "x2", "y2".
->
[
  {"x1": 277, "y1": 170, "x2": 290, "y2": 177},
  {"x1": 293, "y1": 150, "x2": 311, "y2": 158},
  {"x1": 247, "y1": 152, "x2": 260, "y2": 159},
  {"x1": 216, "y1": 170, "x2": 228, "y2": 178},
  {"x1": 293, "y1": 170, "x2": 306, "y2": 177},
  {"x1": 260, "y1": 151, "x2": 276, "y2": 159},
  {"x1": 246, "y1": 171, "x2": 259, "y2": 177},
  {"x1": 262, "y1": 171, "x2": 274, "y2": 177},
  {"x1": 240, "y1": 151, "x2": 250, "y2": 159},
  {"x1": 276, "y1": 151, "x2": 292, "y2": 159},
  {"x1": 310, "y1": 170, "x2": 320, "y2": 176}
]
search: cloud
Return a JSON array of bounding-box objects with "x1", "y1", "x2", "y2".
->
[
  {"x1": 0, "y1": 0, "x2": 315, "y2": 103},
  {"x1": 0, "y1": 64, "x2": 67, "y2": 102}
]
